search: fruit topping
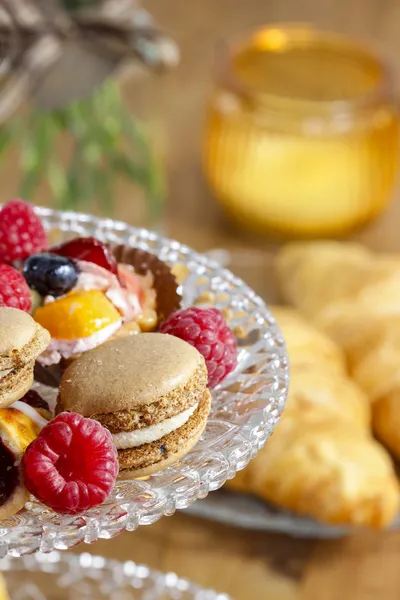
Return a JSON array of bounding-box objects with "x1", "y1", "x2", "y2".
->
[
  {"x1": 23, "y1": 253, "x2": 79, "y2": 298},
  {"x1": 29, "y1": 289, "x2": 43, "y2": 315},
  {"x1": 51, "y1": 237, "x2": 118, "y2": 275},
  {"x1": 34, "y1": 290, "x2": 121, "y2": 340},
  {"x1": 0, "y1": 439, "x2": 18, "y2": 508},
  {"x1": 21, "y1": 412, "x2": 119, "y2": 515},
  {"x1": 0, "y1": 264, "x2": 32, "y2": 312},
  {"x1": 0, "y1": 199, "x2": 48, "y2": 264},
  {"x1": 160, "y1": 307, "x2": 237, "y2": 388},
  {"x1": 118, "y1": 264, "x2": 143, "y2": 299}
]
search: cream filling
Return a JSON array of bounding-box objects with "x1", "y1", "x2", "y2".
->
[
  {"x1": 37, "y1": 320, "x2": 122, "y2": 365},
  {"x1": 112, "y1": 404, "x2": 198, "y2": 450},
  {"x1": 10, "y1": 401, "x2": 49, "y2": 430}
]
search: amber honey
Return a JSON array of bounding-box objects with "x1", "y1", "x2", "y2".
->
[{"x1": 204, "y1": 26, "x2": 400, "y2": 238}]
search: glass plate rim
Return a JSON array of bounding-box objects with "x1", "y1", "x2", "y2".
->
[
  {"x1": 0, "y1": 207, "x2": 289, "y2": 557},
  {"x1": 0, "y1": 551, "x2": 232, "y2": 600}
]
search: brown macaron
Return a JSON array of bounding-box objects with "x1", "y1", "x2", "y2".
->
[
  {"x1": 57, "y1": 333, "x2": 211, "y2": 478},
  {"x1": 0, "y1": 308, "x2": 50, "y2": 408}
]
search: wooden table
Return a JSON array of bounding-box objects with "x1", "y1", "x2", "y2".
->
[
  {"x1": 79, "y1": 2, "x2": 400, "y2": 598},
  {"x1": 4, "y1": 0, "x2": 400, "y2": 598},
  {"x1": 111, "y1": 2, "x2": 400, "y2": 598}
]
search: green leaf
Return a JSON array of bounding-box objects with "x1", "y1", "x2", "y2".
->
[
  {"x1": 94, "y1": 163, "x2": 114, "y2": 214},
  {"x1": 119, "y1": 108, "x2": 165, "y2": 217},
  {"x1": 61, "y1": 0, "x2": 101, "y2": 11},
  {"x1": 18, "y1": 115, "x2": 57, "y2": 200},
  {"x1": 48, "y1": 161, "x2": 69, "y2": 209},
  {"x1": 0, "y1": 126, "x2": 15, "y2": 157},
  {"x1": 111, "y1": 153, "x2": 145, "y2": 184}
]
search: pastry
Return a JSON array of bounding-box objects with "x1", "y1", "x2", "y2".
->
[
  {"x1": 56, "y1": 333, "x2": 211, "y2": 478},
  {"x1": 276, "y1": 241, "x2": 400, "y2": 461},
  {"x1": 226, "y1": 306, "x2": 400, "y2": 528},
  {"x1": 0, "y1": 307, "x2": 50, "y2": 408},
  {"x1": 0, "y1": 391, "x2": 51, "y2": 520},
  {"x1": 0, "y1": 201, "x2": 180, "y2": 384},
  {"x1": 26, "y1": 237, "x2": 181, "y2": 386},
  {"x1": 229, "y1": 415, "x2": 400, "y2": 528},
  {"x1": 269, "y1": 305, "x2": 346, "y2": 376}
]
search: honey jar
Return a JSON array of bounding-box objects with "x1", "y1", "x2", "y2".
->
[{"x1": 203, "y1": 25, "x2": 400, "y2": 238}]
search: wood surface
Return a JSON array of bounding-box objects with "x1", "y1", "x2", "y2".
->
[
  {"x1": 106, "y1": 1, "x2": 400, "y2": 597},
  {"x1": 81, "y1": 2, "x2": 400, "y2": 598},
  {"x1": 5, "y1": 0, "x2": 400, "y2": 598}
]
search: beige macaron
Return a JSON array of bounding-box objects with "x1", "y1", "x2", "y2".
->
[
  {"x1": 57, "y1": 333, "x2": 211, "y2": 478},
  {"x1": 0, "y1": 308, "x2": 50, "y2": 408}
]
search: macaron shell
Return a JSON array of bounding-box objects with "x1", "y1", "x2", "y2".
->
[
  {"x1": 117, "y1": 389, "x2": 211, "y2": 479},
  {"x1": 0, "y1": 308, "x2": 38, "y2": 356},
  {"x1": 0, "y1": 320, "x2": 50, "y2": 372},
  {"x1": 58, "y1": 333, "x2": 205, "y2": 415},
  {"x1": 0, "y1": 363, "x2": 34, "y2": 408}
]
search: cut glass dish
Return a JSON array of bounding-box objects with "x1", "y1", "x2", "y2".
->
[
  {"x1": 0, "y1": 552, "x2": 232, "y2": 600},
  {"x1": 0, "y1": 208, "x2": 289, "y2": 557}
]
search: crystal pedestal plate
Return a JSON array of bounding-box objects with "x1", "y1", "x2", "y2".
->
[
  {"x1": 1, "y1": 552, "x2": 231, "y2": 600},
  {"x1": 0, "y1": 209, "x2": 288, "y2": 597}
]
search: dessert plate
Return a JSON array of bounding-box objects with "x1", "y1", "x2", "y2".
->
[
  {"x1": 0, "y1": 552, "x2": 231, "y2": 600},
  {"x1": 0, "y1": 208, "x2": 289, "y2": 557}
]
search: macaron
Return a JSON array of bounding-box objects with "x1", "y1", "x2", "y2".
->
[
  {"x1": 0, "y1": 308, "x2": 50, "y2": 408},
  {"x1": 57, "y1": 333, "x2": 211, "y2": 478}
]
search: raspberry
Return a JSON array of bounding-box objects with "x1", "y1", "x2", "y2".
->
[
  {"x1": 160, "y1": 307, "x2": 237, "y2": 388},
  {"x1": 50, "y1": 237, "x2": 118, "y2": 275},
  {"x1": 0, "y1": 265, "x2": 32, "y2": 311},
  {"x1": 0, "y1": 199, "x2": 48, "y2": 263},
  {"x1": 21, "y1": 412, "x2": 119, "y2": 515}
]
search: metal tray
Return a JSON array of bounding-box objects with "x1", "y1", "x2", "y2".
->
[{"x1": 185, "y1": 490, "x2": 400, "y2": 539}]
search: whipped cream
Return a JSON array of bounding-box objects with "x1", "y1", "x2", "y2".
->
[
  {"x1": 10, "y1": 401, "x2": 49, "y2": 430},
  {"x1": 74, "y1": 260, "x2": 120, "y2": 293},
  {"x1": 0, "y1": 369, "x2": 12, "y2": 380},
  {"x1": 112, "y1": 404, "x2": 198, "y2": 450},
  {"x1": 37, "y1": 320, "x2": 122, "y2": 365}
]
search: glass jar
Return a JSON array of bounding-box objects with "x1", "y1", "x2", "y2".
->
[{"x1": 203, "y1": 25, "x2": 400, "y2": 238}]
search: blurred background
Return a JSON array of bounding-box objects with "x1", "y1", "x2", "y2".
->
[{"x1": 3, "y1": 0, "x2": 400, "y2": 599}]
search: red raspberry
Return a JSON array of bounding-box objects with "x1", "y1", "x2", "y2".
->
[
  {"x1": 21, "y1": 412, "x2": 119, "y2": 515},
  {"x1": 0, "y1": 199, "x2": 48, "y2": 263},
  {"x1": 0, "y1": 264, "x2": 32, "y2": 311},
  {"x1": 160, "y1": 307, "x2": 237, "y2": 388},
  {"x1": 50, "y1": 237, "x2": 118, "y2": 275}
]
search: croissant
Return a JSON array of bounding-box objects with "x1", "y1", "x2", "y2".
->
[
  {"x1": 269, "y1": 306, "x2": 346, "y2": 376},
  {"x1": 227, "y1": 307, "x2": 400, "y2": 527},
  {"x1": 277, "y1": 242, "x2": 400, "y2": 358},
  {"x1": 277, "y1": 242, "x2": 400, "y2": 460}
]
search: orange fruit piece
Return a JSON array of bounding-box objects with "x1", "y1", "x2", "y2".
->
[{"x1": 34, "y1": 290, "x2": 121, "y2": 340}]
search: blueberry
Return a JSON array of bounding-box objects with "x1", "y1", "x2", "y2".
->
[{"x1": 23, "y1": 253, "x2": 80, "y2": 297}]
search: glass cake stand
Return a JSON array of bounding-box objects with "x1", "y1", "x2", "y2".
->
[
  {"x1": 0, "y1": 552, "x2": 231, "y2": 600},
  {"x1": 0, "y1": 208, "x2": 289, "y2": 558}
]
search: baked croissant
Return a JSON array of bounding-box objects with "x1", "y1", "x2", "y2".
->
[
  {"x1": 227, "y1": 307, "x2": 400, "y2": 527},
  {"x1": 277, "y1": 242, "x2": 400, "y2": 460}
]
